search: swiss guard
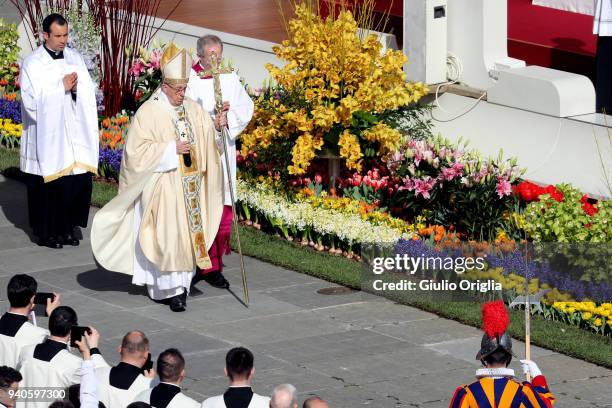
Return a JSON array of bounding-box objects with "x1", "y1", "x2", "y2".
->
[{"x1": 449, "y1": 300, "x2": 556, "y2": 407}]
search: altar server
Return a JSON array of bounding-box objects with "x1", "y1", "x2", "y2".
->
[
  {"x1": 134, "y1": 349, "x2": 200, "y2": 408},
  {"x1": 19, "y1": 13, "x2": 99, "y2": 249},
  {"x1": 186, "y1": 34, "x2": 254, "y2": 289}
]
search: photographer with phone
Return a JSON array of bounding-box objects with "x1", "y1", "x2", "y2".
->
[
  {"x1": 16, "y1": 306, "x2": 109, "y2": 408},
  {"x1": 0, "y1": 274, "x2": 60, "y2": 367},
  {"x1": 96, "y1": 331, "x2": 155, "y2": 408},
  {"x1": 134, "y1": 348, "x2": 199, "y2": 408}
]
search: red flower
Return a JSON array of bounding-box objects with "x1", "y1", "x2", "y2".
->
[
  {"x1": 513, "y1": 181, "x2": 564, "y2": 202},
  {"x1": 543, "y1": 185, "x2": 564, "y2": 202},
  {"x1": 580, "y1": 194, "x2": 598, "y2": 216},
  {"x1": 513, "y1": 181, "x2": 542, "y2": 202}
]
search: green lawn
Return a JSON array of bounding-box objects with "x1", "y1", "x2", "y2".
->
[{"x1": 2, "y1": 146, "x2": 610, "y2": 368}]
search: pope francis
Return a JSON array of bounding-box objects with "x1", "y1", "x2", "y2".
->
[{"x1": 91, "y1": 44, "x2": 225, "y2": 312}]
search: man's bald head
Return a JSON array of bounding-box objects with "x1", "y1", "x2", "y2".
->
[
  {"x1": 303, "y1": 396, "x2": 329, "y2": 408},
  {"x1": 270, "y1": 384, "x2": 298, "y2": 408},
  {"x1": 120, "y1": 330, "x2": 149, "y2": 358}
]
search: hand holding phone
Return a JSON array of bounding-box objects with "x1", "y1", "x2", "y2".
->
[
  {"x1": 142, "y1": 352, "x2": 154, "y2": 375},
  {"x1": 70, "y1": 326, "x2": 92, "y2": 348},
  {"x1": 34, "y1": 292, "x2": 55, "y2": 305}
]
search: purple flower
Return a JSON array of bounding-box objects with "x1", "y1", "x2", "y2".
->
[
  {"x1": 98, "y1": 147, "x2": 123, "y2": 179},
  {"x1": 0, "y1": 98, "x2": 21, "y2": 123}
]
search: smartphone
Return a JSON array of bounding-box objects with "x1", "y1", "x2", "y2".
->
[
  {"x1": 34, "y1": 292, "x2": 55, "y2": 305},
  {"x1": 70, "y1": 326, "x2": 92, "y2": 348},
  {"x1": 142, "y1": 352, "x2": 153, "y2": 373}
]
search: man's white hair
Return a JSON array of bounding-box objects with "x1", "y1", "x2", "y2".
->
[
  {"x1": 197, "y1": 34, "x2": 223, "y2": 56},
  {"x1": 270, "y1": 383, "x2": 298, "y2": 408}
]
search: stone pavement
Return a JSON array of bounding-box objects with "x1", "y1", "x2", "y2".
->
[{"x1": 0, "y1": 174, "x2": 610, "y2": 407}]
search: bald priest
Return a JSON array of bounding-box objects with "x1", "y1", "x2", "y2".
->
[{"x1": 91, "y1": 44, "x2": 226, "y2": 312}]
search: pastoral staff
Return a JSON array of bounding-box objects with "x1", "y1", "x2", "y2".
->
[{"x1": 186, "y1": 34, "x2": 254, "y2": 290}]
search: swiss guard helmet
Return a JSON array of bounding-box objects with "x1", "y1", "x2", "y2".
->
[{"x1": 476, "y1": 300, "x2": 515, "y2": 364}]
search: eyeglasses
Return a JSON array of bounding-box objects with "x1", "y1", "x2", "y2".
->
[{"x1": 166, "y1": 84, "x2": 187, "y2": 94}]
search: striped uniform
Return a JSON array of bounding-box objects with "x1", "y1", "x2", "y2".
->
[{"x1": 450, "y1": 375, "x2": 555, "y2": 408}]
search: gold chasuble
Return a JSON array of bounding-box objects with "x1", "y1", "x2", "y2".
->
[{"x1": 91, "y1": 46, "x2": 223, "y2": 277}]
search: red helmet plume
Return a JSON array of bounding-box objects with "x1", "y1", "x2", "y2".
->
[{"x1": 482, "y1": 300, "x2": 509, "y2": 338}]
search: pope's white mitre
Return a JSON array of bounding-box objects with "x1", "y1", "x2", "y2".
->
[{"x1": 161, "y1": 43, "x2": 192, "y2": 85}]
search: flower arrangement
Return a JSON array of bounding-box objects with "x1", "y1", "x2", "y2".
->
[
  {"x1": 239, "y1": 4, "x2": 428, "y2": 176},
  {"x1": 382, "y1": 135, "x2": 524, "y2": 241},
  {"x1": 0, "y1": 19, "x2": 21, "y2": 92},
  {"x1": 0, "y1": 90, "x2": 21, "y2": 149},
  {"x1": 237, "y1": 177, "x2": 412, "y2": 257},
  {"x1": 98, "y1": 111, "x2": 130, "y2": 180},
  {"x1": 0, "y1": 118, "x2": 21, "y2": 149},
  {"x1": 548, "y1": 302, "x2": 611, "y2": 336},
  {"x1": 393, "y1": 237, "x2": 611, "y2": 336},
  {"x1": 522, "y1": 184, "x2": 611, "y2": 242},
  {"x1": 129, "y1": 38, "x2": 164, "y2": 108}
]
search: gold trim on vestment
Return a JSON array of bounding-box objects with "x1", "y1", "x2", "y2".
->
[
  {"x1": 175, "y1": 107, "x2": 212, "y2": 270},
  {"x1": 43, "y1": 162, "x2": 98, "y2": 183},
  {"x1": 163, "y1": 78, "x2": 189, "y2": 85}
]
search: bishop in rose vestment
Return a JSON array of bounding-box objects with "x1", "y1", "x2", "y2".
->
[{"x1": 91, "y1": 44, "x2": 224, "y2": 312}]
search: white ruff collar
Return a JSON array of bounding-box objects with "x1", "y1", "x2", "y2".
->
[{"x1": 476, "y1": 368, "x2": 515, "y2": 379}]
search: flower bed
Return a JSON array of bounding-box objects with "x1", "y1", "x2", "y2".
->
[
  {"x1": 0, "y1": 94, "x2": 21, "y2": 150},
  {"x1": 393, "y1": 237, "x2": 612, "y2": 336},
  {"x1": 237, "y1": 178, "x2": 411, "y2": 257},
  {"x1": 98, "y1": 111, "x2": 129, "y2": 180}
]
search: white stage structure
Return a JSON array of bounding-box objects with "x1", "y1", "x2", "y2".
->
[{"x1": 404, "y1": 0, "x2": 611, "y2": 198}]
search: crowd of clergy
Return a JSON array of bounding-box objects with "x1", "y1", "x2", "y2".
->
[{"x1": 0, "y1": 274, "x2": 331, "y2": 408}]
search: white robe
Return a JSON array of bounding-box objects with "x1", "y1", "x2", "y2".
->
[
  {"x1": 186, "y1": 68, "x2": 254, "y2": 205},
  {"x1": 135, "y1": 384, "x2": 201, "y2": 408},
  {"x1": 19, "y1": 45, "x2": 99, "y2": 182},
  {"x1": 90, "y1": 93, "x2": 223, "y2": 285},
  {"x1": 200, "y1": 392, "x2": 270, "y2": 408},
  {"x1": 0, "y1": 313, "x2": 49, "y2": 368},
  {"x1": 130, "y1": 92, "x2": 195, "y2": 300},
  {"x1": 96, "y1": 366, "x2": 154, "y2": 408},
  {"x1": 16, "y1": 342, "x2": 109, "y2": 408},
  {"x1": 594, "y1": 0, "x2": 612, "y2": 36}
]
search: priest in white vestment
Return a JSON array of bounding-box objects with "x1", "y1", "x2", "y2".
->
[
  {"x1": 91, "y1": 44, "x2": 225, "y2": 312},
  {"x1": 200, "y1": 347, "x2": 270, "y2": 408},
  {"x1": 0, "y1": 275, "x2": 58, "y2": 368},
  {"x1": 186, "y1": 34, "x2": 254, "y2": 290},
  {"x1": 16, "y1": 307, "x2": 109, "y2": 408},
  {"x1": 20, "y1": 13, "x2": 99, "y2": 249},
  {"x1": 96, "y1": 331, "x2": 155, "y2": 408},
  {"x1": 134, "y1": 349, "x2": 200, "y2": 408}
]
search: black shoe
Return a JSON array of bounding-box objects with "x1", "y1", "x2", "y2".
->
[
  {"x1": 40, "y1": 236, "x2": 63, "y2": 249},
  {"x1": 60, "y1": 235, "x2": 80, "y2": 246},
  {"x1": 169, "y1": 292, "x2": 187, "y2": 312},
  {"x1": 203, "y1": 271, "x2": 230, "y2": 289}
]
